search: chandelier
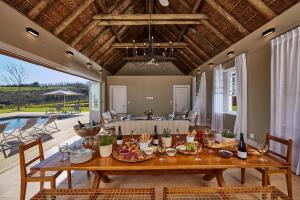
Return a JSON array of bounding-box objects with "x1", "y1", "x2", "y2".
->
[{"x1": 126, "y1": 17, "x2": 175, "y2": 65}]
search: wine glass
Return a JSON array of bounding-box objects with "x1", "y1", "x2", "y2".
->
[
  {"x1": 206, "y1": 132, "x2": 215, "y2": 153},
  {"x1": 195, "y1": 143, "x2": 202, "y2": 161},
  {"x1": 175, "y1": 128, "x2": 180, "y2": 138},
  {"x1": 58, "y1": 143, "x2": 68, "y2": 161},
  {"x1": 257, "y1": 143, "x2": 269, "y2": 162},
  {"x1": 157, "y1": 143, "x2": 166, "y2": 161},
  {"x1": 130, "y1": 130, "x2": 135, "y2": 142}
]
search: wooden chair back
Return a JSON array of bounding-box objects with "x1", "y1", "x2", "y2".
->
[
  {"x1": 265, "y1": 132, "x2": 292, "y2": 165},
  {"x1": 19, "y1": 138, "x2": 44, "y2": 178}
]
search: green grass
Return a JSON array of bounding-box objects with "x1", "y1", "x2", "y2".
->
[
  {"x1": 0, "y1": 85, "x2": 87, "y2": 92},
  {"x1": 0, "y1": 107, "x2": 89, "y2": 114}
]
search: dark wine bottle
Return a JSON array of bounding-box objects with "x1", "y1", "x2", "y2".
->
[
  {"x1": 92, "y1": 121, "x2": 96, "y2": 126},
  {"x1": 117, "y1": 126, "x2": 123, "y2": 145},
  {"x1": 237, "y1": 133, "x2": 247, "y2": 160},
  {"x1": 77, "y1": 121, "x2": 85, "y2": 128},
  {"x1": 153, "y1": 125, "x2": 159, "y2": 145}
]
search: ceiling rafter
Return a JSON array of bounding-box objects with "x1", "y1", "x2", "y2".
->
[
  {"x1": 102, "y1": 50, "x2": 124, "y2": 67},
  {"x1": 81, "y1": 27, "x2": 112, "y2": 56},
  {"x1": 173, "y1": 56, "x2": 192, "y2": 74},
  {"x1": 93, "y1": 35, "x2": 117, "y2": 61},
  {"x1": 206, "y1": 0, "x2": 249, "y2": 36},
  {"x1": 70, "y1": 20, "x2": 99, "y2": 47},
  {"x1": 247, "y1": 0, "x2": 276, "y2": 19},
  {"x1": 53, "y1": 0, "x2": 95, "y2": 36},
  {"x1": 97, "y1": 48, "x2": 117, "y2": 65},
  {"x1": 176, "y1": 50, "x2": 198, "y2": 69},
  {"x1": 111, "y1": 60, "x2": 127, "y2": 74},
  {"x1": 177, "y1": 0, "x2": 203, "y2": 41},
  {"x1": 27, "y1": 0, "x2": 55, "y2": 19},
  {"x1": 182, "y1": 47, "x2": 204, "y2": 64},
  {"x1": 183, "y1": 35, "x2": 210, "y2": 60}
]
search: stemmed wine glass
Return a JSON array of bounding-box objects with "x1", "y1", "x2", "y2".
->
[
  {"x1": 175, "y1": 128, "x2": 180, "y2": 138},
  {"x1": 157, "y1": 143, "x2": 166, "y2": 161},
  {"x1": 194, "y1": 143, "x2": 202, "y2": 161},
  {"x1": 58, "y1": 143, "x2": 68, "y2": 162},
  {"x1": 257, "y1": 143, "x2": 269, "y2": 162},
  {"x1": 206, "y1": 132, "x2": 215, "y2": 153},
  {"x1": 130, "y1": 130, "x2": 135, "y2": 143}
]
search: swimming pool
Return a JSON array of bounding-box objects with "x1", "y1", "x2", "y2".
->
[{"x1": 0, "y1": 117, "x2": 47, "y2": 132}]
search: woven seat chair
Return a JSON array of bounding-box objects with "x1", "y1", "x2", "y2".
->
[
  {"x1": 241, "y1": 132, "x2": 293, "y2": 198},
  {"x1": 30, "y1": 188, "x2": 155, "y2": 200},
  {"x1": 19, "y1": 138, "x2": 72, "y2": 200},
  {"x1": 163, "y1": 186, "x2": 290, "y2": 200}
]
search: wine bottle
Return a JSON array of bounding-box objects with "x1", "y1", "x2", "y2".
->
[
  {"x1": 237, "y1": 133, "x2": 247, "y2": 160},
  {"x1": 117, "y1": 126, "x2": 123, "y2": 145},
  {"x1": 153, "y1": 125, "x2": 159, "y2": 145},
  {"x1": 92, "y1": 121, "x2": 96, "y2": 126},
  {"x1": 77, "y1": 121, "x2": 85, "y2": 128}
]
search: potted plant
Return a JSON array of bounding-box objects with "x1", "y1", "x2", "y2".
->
[
  {"x1": 161, "y1": 128, "x2": 172, "y2": 147},
  {"x1": 99, "y1": 134, "x2": 114, "y2": 157},
  {"x1": 221, "y1": 129, "x2": 236, "y2": 143}
]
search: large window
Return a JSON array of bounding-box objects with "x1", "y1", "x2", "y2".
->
[{"x1": 224, "y1": 68, "x2": 237, "y2": 114}]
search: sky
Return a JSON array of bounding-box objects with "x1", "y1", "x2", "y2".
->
[{"x1": 0, "y1": 54, "x2": 88, "y2": 85}]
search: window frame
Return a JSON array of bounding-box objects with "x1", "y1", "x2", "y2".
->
[{"x1": 223, "y1": 67, "x2": 237, "y2": 116}]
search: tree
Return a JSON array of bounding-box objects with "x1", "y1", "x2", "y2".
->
[{"x1": 4, "y1": 63, "x2": 27, "y2": 111}]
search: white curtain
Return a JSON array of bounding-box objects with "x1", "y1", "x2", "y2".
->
[
  {"x1": 192, "y1": 73, "x2": 206, "y2": 125},
  {"x1": 192, "y1": 76, "x2": 197, "y2": 107},
  {"x1": 234, "y1": 53, "x2": 247, "y2": 138},
  {"x1": 271, "y1": 26, "x2": 300, "y2": 175},
  {"x1": 212, "y1": 65, "x2": 223, "y2": 132}
]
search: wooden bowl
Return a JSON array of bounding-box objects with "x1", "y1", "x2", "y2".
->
[{"x1": 73, "y1": 123, "x2": 101, "y2": 138}]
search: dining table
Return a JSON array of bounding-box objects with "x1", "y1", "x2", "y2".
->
[{"x1": 31, "y1": 135, "x2": 285, "y2": 189}]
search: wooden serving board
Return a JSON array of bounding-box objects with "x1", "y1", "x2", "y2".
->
[
  {"x1": 205, "y1": 141, "x2": 237, "y2": 149},
  {"x1": 112, "y1": 150, "x2": 155, "y2": 163}
]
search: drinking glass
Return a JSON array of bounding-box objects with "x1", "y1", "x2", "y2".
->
[
  {"x1": 157, "y1": 143, "x2": 166, "y2": 161},
  {"x1": 175, "y1": 128, "x2": 180, "y2": 138},
  {"x1": 130, "y1": 130, "x2": 135, "y2": 142},
  {"x1": 257, "y1": 143, "x2": 269, "y2": 162},
  {"x1": 195, "y1": 143, "x2": 202, "y2": 161},
  {"x1": 58, "y1": 143, "x2": 68, "y2": 161},
  {"x1": 206, "y1": 132, "x2": 215, "y2": 153}
]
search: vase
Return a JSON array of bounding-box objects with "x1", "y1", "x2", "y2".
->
[
  {"x1": 99, "y1": 144, "x2": 113, "y2": 157},
  {"x1": 161, "y1": 136, "x2": 172, "y2": 147}
]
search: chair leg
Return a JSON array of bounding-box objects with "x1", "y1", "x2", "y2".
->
[
  {"x1": 20, "y1": 180, "x2": 27, "y2": 200},
  {"x1": 241, "y1": 168, "x2": 246, "y2": 184},
  {"x1": 286, "y1": 168, "x2": 293, "y2": 198},
  {"x1": 67, "y1": 170, "x2": 72, "y2": 189}
]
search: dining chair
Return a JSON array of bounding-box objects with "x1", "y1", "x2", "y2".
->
[
  {"x1": 241, "y1": 132, "x2": 293, "y2": 197},
  {"x1": 19, "y1": 138, "x2": 72, "y2": 200}
]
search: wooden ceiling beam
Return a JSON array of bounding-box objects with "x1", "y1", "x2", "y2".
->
[
  {"x1": 247, "y1": 0, "x2": 276, "y2": 19},
  {"x1": 206, "y1": 0, "x2": 249, "y2": 36},
  {"x1": 96, "y1": 20, "x2": 202, "y2": 26},
  {"x1": 70, "y1": 21, "x2": 99, "y2": 47},
  {"x1": 188, "y1": 27, "x2": 218, "y2": 54},
  {"x1": 93, "y1": 35, "x2": 117, "y2": 61},
  {"x1": 95, "y1": 0, "x2": 108, "y2": 13},
  {"x1": 111, "y1": 60, "x2": 127, "y2": 74},
  {"x1": 182, "y1": 47, "x2": 204, "y2": 64},
  {"x1": 27, "y1": 0, "x2": 55, "y2": 19},
  {"x1": 53, "y1": 0, "x2": 95, "y2": 36},
  {"x1": 174, "y1": 54, "x2": 194, "y2": 72},
  {"x1": 183, "y1": 35, "x2": 210, "y2": 60},
  {"x1": 81, "y1": 27, "x2": 112, "y2": 55},
  {"x1": 97, "y1": 47, "x2": 116, "y2": 64},
  {"x1": 177, "y1": 0, "x2": 203, "y2": 41},
  {"x1": 201, "y1": 20, "x2": 232, "y2": 46},
  {"x1": 103, "y1": 51, "x2": 124, "y2": 66},
  {"x1": 93, "y1": 13, "x2": 208, "y2": 20},
  {"x1": 176, "y1": 50, "x2": 198, "y2": 69},
  {"x1": 111, "y1": 42, "x2": 189, "y2": 48}
]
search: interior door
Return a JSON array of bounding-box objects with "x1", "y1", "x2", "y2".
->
[
  {"x1": 110, "y1": 85, "x2": 127, "y2": 113},
  {"x1": 173, "y1": 85, "x2": 190, "y2": 113}
]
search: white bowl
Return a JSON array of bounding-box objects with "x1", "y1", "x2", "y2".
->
[
  {"x1": 144, "y1": 147, "x2": 154, "y2": 155},
  {"x1": 166, "y1": 148, "x2": 177, "y2": 156}
]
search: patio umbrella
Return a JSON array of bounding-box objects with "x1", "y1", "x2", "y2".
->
[{"x1": 42, "y1": 90, "x2": 83, "y2": 106}]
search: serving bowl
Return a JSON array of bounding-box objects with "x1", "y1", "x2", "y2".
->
[
  {"x1": 144, "y1": 147, "x2": 154, "y2": 155},
  {"x1": 73, "y1": 123, "x2": 101, "y2": 138},
  {"x1": 166, "y1": 148, "x2": 177, "y2": 156}
]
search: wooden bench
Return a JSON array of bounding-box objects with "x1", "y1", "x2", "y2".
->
[
  {"x1": 163, "y1": 186, "x2": 291, "y2": 200},
  {"x1": 30, "y1": 188, "x2": 155, "y2": 200}
]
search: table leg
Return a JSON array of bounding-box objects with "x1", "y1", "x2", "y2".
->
[
  {"x1": 101, "y1": 174, "x2": 110, "y2": 183},
  {"x1": 216, "y1": 170, "x2": 226, "y2": 187},
  {"x1": 91, "y1": 171, "x2": 101, "y2": 189}
]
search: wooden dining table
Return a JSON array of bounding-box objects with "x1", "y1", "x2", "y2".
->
[{"x1": 31, "y1": 136, "x2": 285, "y2": 189}]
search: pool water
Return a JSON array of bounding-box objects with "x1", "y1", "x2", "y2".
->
[{"x1": 0, "y1": 117, "x2": 47, "y2": 132}]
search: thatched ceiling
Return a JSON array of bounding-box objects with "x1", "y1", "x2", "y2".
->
[{"x1": 3, "y1": 0, "x2": 299, "y2": 74}]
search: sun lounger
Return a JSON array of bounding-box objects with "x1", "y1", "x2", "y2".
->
[{"x1": 36, "y1": 115, "x2": 60, "y2": 133}]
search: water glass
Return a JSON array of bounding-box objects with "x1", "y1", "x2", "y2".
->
[{"x1": 58, "y1": 143, "x2": 68, "y2": 161}]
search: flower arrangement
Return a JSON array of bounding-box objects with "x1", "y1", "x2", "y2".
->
[{"x1": 99, "y1": 134, "x2": 115, "y2": 146}]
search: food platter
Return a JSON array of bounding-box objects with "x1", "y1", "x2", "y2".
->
[
  {"x1": 112, "y1": 142, "x2": 155, "y2": 163},
  {"x1": 175, "y1": 141, "x2": 203, "y2": 155},
  {"x1": 204, "y1": 141, "x2": 237, "y2": 149}
]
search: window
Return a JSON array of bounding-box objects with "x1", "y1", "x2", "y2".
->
[{"x1": 224, "y1": 68, "x2": 237, "y2": 115}]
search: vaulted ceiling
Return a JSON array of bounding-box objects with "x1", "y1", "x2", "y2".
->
[{"x1": 3, "y1": 0, "x2": 299, "y2": 74}]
